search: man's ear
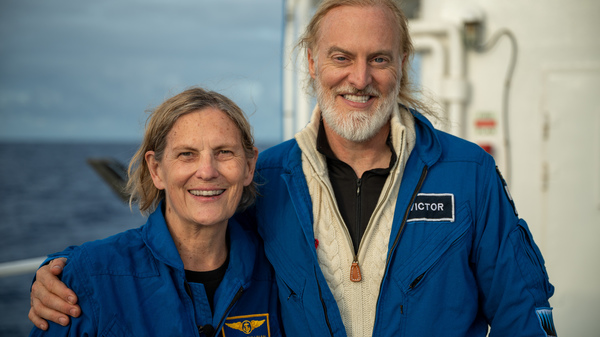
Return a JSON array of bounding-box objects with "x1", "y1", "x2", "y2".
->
[
  {"x1": 308, "y1": 48, "x2": 317, "y2": 79},
  {"x1": 145, "y1": 151, "x2": 165, "y2": 190}
]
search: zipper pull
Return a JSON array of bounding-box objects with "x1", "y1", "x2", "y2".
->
[
  {"x1": 198, "y1": 324, "x2": 215, "y2": 337},
  {"x1": 350, "y1": 260, "x2": 362, "y2": 282}
]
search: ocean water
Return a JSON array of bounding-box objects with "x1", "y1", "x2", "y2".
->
[{"x1": 0, "y1": 142, "x2": 146, "y2": 336}]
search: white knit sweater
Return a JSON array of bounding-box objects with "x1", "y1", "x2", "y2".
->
[{"x1": 294, "y1": 104, "x2": 416, "y2": 337}]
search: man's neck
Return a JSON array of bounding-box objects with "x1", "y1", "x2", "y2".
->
[{"x1": 323, "y1": 120, "x2": 392, "y2": 179}]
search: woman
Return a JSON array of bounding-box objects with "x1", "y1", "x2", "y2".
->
[{"x1": 29, "y1": 88, "x2": 282, "y2": 337}]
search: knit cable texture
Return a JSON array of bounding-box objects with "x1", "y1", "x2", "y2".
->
[{"x1": 295, "y1": 104, "x2": 416, "y2": 337}]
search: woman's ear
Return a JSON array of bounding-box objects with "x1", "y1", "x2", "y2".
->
[
  {"x1": 244, "y1": 147, "x2": 259, "y2": 186},
  {"x1": 145, "y1": 151, "x2": 165, "y2": 190}
]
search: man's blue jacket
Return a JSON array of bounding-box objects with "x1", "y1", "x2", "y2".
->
[
  {"x1": 250, "y1": 109, "x2": 555, "y2": 337},
  {"x1": 29, "y1": 204, "x2": 283, "y2": 337}
]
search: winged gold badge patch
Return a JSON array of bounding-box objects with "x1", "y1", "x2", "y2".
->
[{"x1": 225, "y1": 319, "x2": 265, "y2": 334}]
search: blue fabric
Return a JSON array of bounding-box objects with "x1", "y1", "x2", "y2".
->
[
  {"x1": 29, "y1": 203, "x2": 282, "y2": 337},
  {"x1": 250, "y1": 108, "x2": 554, "y2": 337}
]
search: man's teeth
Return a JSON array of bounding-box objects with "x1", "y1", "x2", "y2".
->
[
  {"x1": 190, "y1": 190, "x2": 224, "y2": 196},
  {"x1": 343, "y1": 94, "x2": 370, "y2": 103}
]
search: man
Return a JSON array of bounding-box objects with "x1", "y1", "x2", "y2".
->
[{"x1": 30, "y1": 0, "x2": 556, "y2": 336}]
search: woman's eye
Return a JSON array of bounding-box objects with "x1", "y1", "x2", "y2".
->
[
  {"x1": 217, "y1": 150, "x2": 234, "y2": 158},
  {"x1": 178, "y1": 152, "x2": 194, "y2": 159}
]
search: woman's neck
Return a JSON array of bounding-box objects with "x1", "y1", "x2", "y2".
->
[{"x1": 167, "y1": 218, "x2": 229, "y2": 272}]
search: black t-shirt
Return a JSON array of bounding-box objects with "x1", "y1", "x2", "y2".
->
[{"x1": 185, "y1": 255, "x2": 229, "y2": 312}]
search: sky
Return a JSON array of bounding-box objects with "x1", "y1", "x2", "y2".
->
[{"x1": 0, "y1": 0, "x2": 285, "y2": 144}]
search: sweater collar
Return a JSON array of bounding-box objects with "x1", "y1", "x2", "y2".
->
[
  {"x1": 295, "y1": 103, "x2": 416, "y2": 173},
  {"x1": 315, "y1": 117, "x2": 398, "y2": 171}
]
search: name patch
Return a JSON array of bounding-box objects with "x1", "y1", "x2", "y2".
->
[
  {"x1": 222, "y1": 313, "x2": 270, "y2": 337},
  {"x1": 407, "y1": 193, "x2": 455, "y2": 222}
]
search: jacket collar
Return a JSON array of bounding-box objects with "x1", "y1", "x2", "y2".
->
[
  {"x1": 407, "y1": 107, "x2": 443, "y2": 167},
  {"x1": 143, "y1": 203, "x2": 184, "y2": 270},
  {"x1": 142, "y1": 202, "x2": 257, "y2": 284}
]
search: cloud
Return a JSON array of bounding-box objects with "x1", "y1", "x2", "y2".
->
[{"x1": 0, "y1": 0, "x2": 284, "y2": 143}]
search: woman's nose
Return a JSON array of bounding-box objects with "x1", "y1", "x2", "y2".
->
[{"x1": 194, "y1": 154, "x2": 219, "y2": 180}]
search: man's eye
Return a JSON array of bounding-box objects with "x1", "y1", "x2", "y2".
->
[
  {"x1": 373, "y1": 57, "x2": 387, "y2": 63},
  {"x1": 334, "y1": 56, "x2": 347, "y2": 62},
  {"x1": 180, "y1": 152, "x2": 192, "y2": 157}
]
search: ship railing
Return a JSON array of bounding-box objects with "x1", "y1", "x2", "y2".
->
[{"x1": 0, "y1": 256, "x2": 47, "y2": 278}]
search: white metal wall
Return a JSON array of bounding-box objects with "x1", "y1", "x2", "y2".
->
[{"x1": 418, "y1": 0, "x2": 600, "y2": 335}]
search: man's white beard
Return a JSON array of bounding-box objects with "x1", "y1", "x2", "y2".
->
[{"x1": 316, "y1": 77, "x2": 400, "y2": 143}]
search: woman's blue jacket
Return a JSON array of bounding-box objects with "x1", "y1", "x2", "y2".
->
[{"x1": 29, "y1": 204, "x2": 283, "y2": 337}]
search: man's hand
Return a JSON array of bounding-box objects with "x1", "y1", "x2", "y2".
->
[{"x1": 28, "y1": 258, "x2": 81, "y2": 330}]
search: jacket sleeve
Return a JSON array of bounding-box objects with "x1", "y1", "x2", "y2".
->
[
  {"x1": 472, "y1": 159, "x2": 556, "y2": 337},
  {"x1": 29, "y1": 248, "x2": 99, "y2": 337},
  {"x1": 34, "y1": 245, "x2": 78, "y2": 269},
  {"x1": 29, "y1": 245, "x2": 78, "y2": 292}
]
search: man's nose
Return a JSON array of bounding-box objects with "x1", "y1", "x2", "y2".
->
[{"x1": 347, "y1": 61, "x2": 372, "y2": 90}]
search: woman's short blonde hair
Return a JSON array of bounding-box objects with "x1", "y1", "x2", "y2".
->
[{"x1": 127, "y1": 87, "x2": 256, "y2": 215}]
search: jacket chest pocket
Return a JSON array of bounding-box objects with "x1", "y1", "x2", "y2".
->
[
  {"x1": 274, "y1": 272, "x2": 315, "y2": 334},
  {"x1": 391, "y1": 203, "x2": 473, "y2": 292}
]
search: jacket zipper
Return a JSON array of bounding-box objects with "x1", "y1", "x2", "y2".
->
[
  {"x1": 316, "y1": 272, "x2": 335, "y2": 337},
  {"x1": 191, "y1": 284, "x2": 244, "y2": 337},
  {"x1": 211, "y1": 286, "x2": 244, "y2": 335},
  {"x1": 386, "y1": 165, "x2": 428, "y2": 263},
  {"x1": 408, "y1": 226, "x2": 469, "y2": 290},
  {"x1": 376, "y1": 165, "x2": 428, "y2": 317},
  {"x1": 409, "y1": 273, "x2": 425, "y2": 289}
]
